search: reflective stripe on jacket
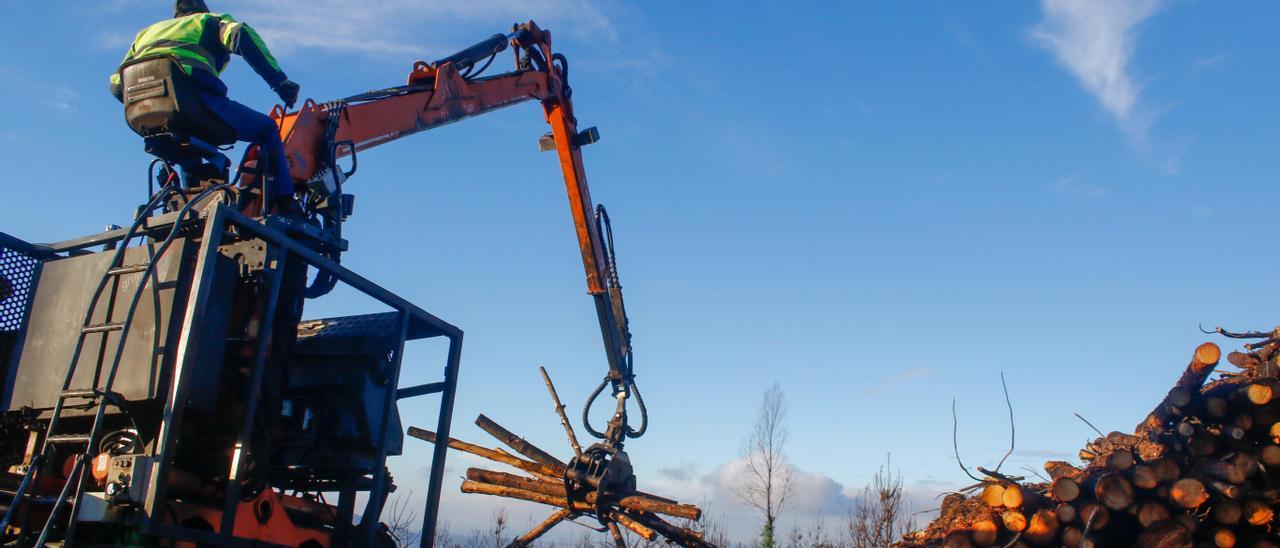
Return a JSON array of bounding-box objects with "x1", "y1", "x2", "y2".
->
[{"x1": 109, "y1": 13, "x2": 286, "y2": 100}]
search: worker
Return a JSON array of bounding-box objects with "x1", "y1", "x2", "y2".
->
[{"x1": 109, "y1": 0, "x2": 302, "y2": 215}]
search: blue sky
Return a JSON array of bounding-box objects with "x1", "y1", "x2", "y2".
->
[{"x1": 2, "y1": 0, "x2": 1278, "y2": 542}]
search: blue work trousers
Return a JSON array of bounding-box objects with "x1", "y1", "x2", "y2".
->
[{"x1": 197, "y1": 91, "x2": 294, "y2": 197}]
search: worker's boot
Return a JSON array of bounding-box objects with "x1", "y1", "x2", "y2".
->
[
  {"x1": 266, "y1": 195, "x2": 312, "y2": 235},
  {"x1": 271, "y1": 196, "x2": 305, "y2": 219}
]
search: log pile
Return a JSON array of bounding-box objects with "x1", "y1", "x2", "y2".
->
[
  {"x1": 901, "y1": 335, "x2": 1280, "y2": 547},
  {"x1": 409, "y1": 368, "x2": 708, "y2": 546}
]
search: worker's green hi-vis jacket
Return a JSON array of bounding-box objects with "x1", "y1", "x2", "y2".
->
[{"x1": 109, "y1": 12, "x2": 287, "y2": 100}]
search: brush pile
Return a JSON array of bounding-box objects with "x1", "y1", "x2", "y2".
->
[{"x1": 901, "y1": 332, "x2": 1280, "y2": 547}]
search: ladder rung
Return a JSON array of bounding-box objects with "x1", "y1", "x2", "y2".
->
[
  {"x1": 107, "y1": 264, "x2": 149, "y2": 276},
  {"x1": 82, "y1": 322, "x2": 124, "y2": 334},
  {"x1": 0, "y1": 490, "x2": 56, "y2": 506},
  {"x1": 45, "y1": 434, "x2": 91, "y2": 445},
  {"x1": 60, "y1": 389, "x2": 96, "y2": 399},
  {"x1": 61, "y1": 388, "x2": 123, "y2": 403}
]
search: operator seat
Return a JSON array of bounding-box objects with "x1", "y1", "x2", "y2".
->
[{"x1": 119, "y1": 56, "x2": 234, "y2": 183}]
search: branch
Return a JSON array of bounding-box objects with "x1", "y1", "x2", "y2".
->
[
  {"x1": 952, "y1": 399, "x2": 982, "y2": 482},
  {"x1": 1245, "y1": 337, "x2": 1280, "y2": 350},
  {"x1": 1001, "y1": 531, "x2": 1023, "y2": 548},
  {"x1": 538, "y1": 366, "x2": 582, "y2": 456},
  {"x1": 1200, "y1": 324, "x2": 1272, "y2": 339},
  {"x1": 976, "y1": 467, "x2": 1023, "y2": 483},
  {"x1": 994, "y1": 372, "x2": 1015, "y2": 473},
  {"x1": 1021, "y1": 465, "x2": 1049, "y2": 483},
  {"x1": 1073, "y1": 413, "x2": 1105, "y2": 438}
]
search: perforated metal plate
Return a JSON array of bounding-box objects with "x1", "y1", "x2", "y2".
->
[{"x1": 0, "y1": 239, "x2": 41, "y2": 381}]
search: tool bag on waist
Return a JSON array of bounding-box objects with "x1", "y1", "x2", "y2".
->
[{"x1": 118, "y1": 56, "x2": 235, "y2": 146}]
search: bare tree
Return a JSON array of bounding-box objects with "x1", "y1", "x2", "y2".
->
[
  {"x1": 795, "y1": 512, "x2": 834, "y2": 548},
  {"x1": 384, "y1": 491, "x2": 421, "y2": 547},
  {"x1": 673, "y1": 499, "x2": 731, "y2": 548},
  {"x1": 845, "y1": 458, "x2": 912, "y2": 547},
  {"x1": 432, "y1": 519, "x2": 452, "y2": 548},
  {"x1": 786, "y1": 523, "x2": 803, "y2": 547},
  {"x1": 620, "y1": 496, "x2": 732, "y2": 547},
  {"x1": 489, "y1": 507, "x2": 508, "y2": 548},
  {"x1": 734, "y1": 382, "x2": 794, "y2": 548}
]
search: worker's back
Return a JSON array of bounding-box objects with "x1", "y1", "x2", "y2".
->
[
  {"x1": 122, "y1": 13, "x2": 234, "y2": 81},
  {"x1": 109, "y1": 0, "x2": 302, "y2": 214},
  {"x1": 110, "y1": 6, "x2": 288, "y2": 100}
]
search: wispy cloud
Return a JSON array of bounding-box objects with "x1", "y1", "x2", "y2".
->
[
  {"x1": 1192, "y1": 52, "x2": 1228, "y2": 73},
  {"x1": 862, "y1": 367, "x2": 936, "y2": 397},
  {"x1": 658, "y1": 460, "x2": 701, "y2": 482},
  {"x1": 1031, "y1": 0, "x2": 1163, "y2": 137},
  {"x1": 95, "y1": 29, "x2": 137, "y2": 51},
  {"x1": 225, "y1": 0, "x2": 616, "y2": 57},
  {"x1": 1016, "y1": 448, "x2": 1076, "y2": 460},
  {"x1": 91, "y1": 0, "x2": 616, "y2": 57},
  {"x1": 1049, "y1": 176, "x2": 1108, "y2": 199},
  {"x1": 1190, "y1": 206, "x2": 1214, "y2": 219},
  {"x1": 0, "y1": 67, "x2": 81, "y2": 114}
]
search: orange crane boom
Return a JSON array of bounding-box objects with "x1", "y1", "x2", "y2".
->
[{"x1": 264, "y1": 20, "x2": 640, "y2": 444}]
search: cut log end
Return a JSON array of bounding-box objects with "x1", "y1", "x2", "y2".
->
[
  {"x1": 1051, "y1": 477, "x2": 1080, "y2": 502},
  {"x1": 1136, "y1": 520, "x2": 1192, "y2": 548},
  {"x1": 1001, "y1": 484, "x2": 1025, "y2": 509},
  {"x1": 1195, "y1": 342, "x2": 1222, "y2": 367},
  {"x1": 971, "y1": 519, "x2": 999, "y2": 546},
  {"x1": 1024, "y1": 509, "x2": 1059, "y2": 545},
  {"x1": 1213, "y1": 528, "x2": 1237, "y2": 548},
  {"x1": 1137, "y1": 501, "x2": 1171, "y2": 528},
  {"x1": 1246, "y1": 383, "x2": 1275, "y2": 406},
  {"x1": 1131, "y1": 465, "x2": 1158, "y2": 490},
  {"x1": 1095, "y1": 474, "x2": 1134, "y2": 511},
  {"x1": 981, "y1": 483, "x2": 1006, "y2": 508},
  {"x1": 1001, "y1": 509, "x2": 1027, "y2": 533},
  {"x1": 1078, "y1": 503, "x2": 1109, "y2": 530},
  {"x1": 1243, "y1": 499, "x2": 1275, "y2": 527},
  {"x1": 1213, "y1": 499, "x2": 1242, "y2": 525},
  {"x1": 1055, "y1": 503, "x2": 1077, "y2": 524},
  {"x1": 1105, "y1": 450, "x2": 1135, "y2": 471},
  {"x1": 1170, "y1": 478, "x2": 1209, "y2": 509}
]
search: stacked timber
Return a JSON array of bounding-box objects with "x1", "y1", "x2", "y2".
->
[{"x1": 901, "y1": 336, "x2": 1280, "y2": 547}]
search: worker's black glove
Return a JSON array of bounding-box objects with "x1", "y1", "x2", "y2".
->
[{"x1": 273, "y1": 79, "x2": 300, "y2": 109}]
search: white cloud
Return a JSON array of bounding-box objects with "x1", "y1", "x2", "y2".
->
[
  {"x1": 1031, "y1": 0, "x2": 1163, "y2": 132},
  {"x1": 641, "y1": 457, "x2": 951, "y2": 540},
  {"x1": 713, "y1": 458, "x2": 857, "y2": 516},
  {"x1": 221, "y1": 0, "x2": 616, "y2": 57}
]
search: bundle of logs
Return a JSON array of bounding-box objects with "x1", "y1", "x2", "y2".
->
[
  {"x1": 409, "y1": 368, "x2": 709, "y2": 546},
  {"x1": 902, "y1": 333, "x2": 1280, "y2": 547}
]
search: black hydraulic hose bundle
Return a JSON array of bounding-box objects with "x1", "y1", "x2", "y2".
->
[{"x1": 580, "y1": 205, "x2": 647, "y2": 443}]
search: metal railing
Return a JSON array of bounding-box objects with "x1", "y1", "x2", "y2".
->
[{"x1": 9, "y1": 201, "x2": 462, "y2": 545}]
